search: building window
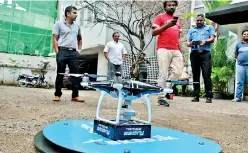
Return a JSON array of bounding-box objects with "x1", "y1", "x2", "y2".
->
[
  {"x1": 80, "y1": 10, "x2": 85, "y2": 26},
  {"x1": 191, "y1": 0, "x2": 205, "y2": 26},
  {"x1": 79, "y1": 8, "x2": 95, "y2": 27},
  {"x1": 194, "y1": 7, "x2": 204, "y2": 14},
  {"x1": 194, "y1": 0, "x2": 204, "y2": 8},
  {"x1": 87, "y1": 9, "x2": 93, "y2": 25}
]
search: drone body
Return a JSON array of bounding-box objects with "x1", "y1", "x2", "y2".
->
[
  {"x1": 59, "y1": 72, "x2": 179, "y2": 140},
  {"x1": 80, "y1": 72, "x2": 173, "y2": 141}
]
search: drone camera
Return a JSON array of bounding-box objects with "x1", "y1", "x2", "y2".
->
[{"x1": 115, "y1": 72, "x2": 122, "y2": 77}]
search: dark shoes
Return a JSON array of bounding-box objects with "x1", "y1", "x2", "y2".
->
[
  {"x1": 181, "y1": 92, "x2": 187, "y2": 97},
  {"x1": 191, "y1": 97, "x2": 212, "y2": 103},
  {"x1": 191, "y1": 97, "x2": 199, "y2": 102},
  {"x1": 158, "y1": 97, "x2": 170, "y2": 107},
  {"x1": 158, "y1": 99, "x2": 170, "y2": 107},
  {"x1": 206, "y1": 97, "x2": 212, "y2": 103}
]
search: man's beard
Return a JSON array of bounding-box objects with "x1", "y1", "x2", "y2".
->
[
  {"x1": 197, "y1": 24, "x2": 203, "y2": 27},
  {"x1": 166, "y1": 9, "x2": 175, "y2": 15}
]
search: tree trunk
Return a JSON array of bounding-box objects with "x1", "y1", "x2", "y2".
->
[{"x1": 140, "y1": 39, "x2": 145, "y2": 52}]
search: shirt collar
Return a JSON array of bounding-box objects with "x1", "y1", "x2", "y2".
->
[
  {"x1": 241, "y1": 40, "x2": 248, "y2": 44},
  {"x1": 64, "y1": 20, "x2": 74, "y2": 25},
  {"x1": 194, "y1": 24, "x2": 206, "y2": 29}
]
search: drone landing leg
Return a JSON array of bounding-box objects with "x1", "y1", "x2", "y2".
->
[
  {"x1": 132, "y1": 95, "x2": 151, "y2": 124},
  {"x1": 96, "y1": 91, "x2": 107, "y2": 121},
  {"x1": 115, "y1": 86, "x2": 124, "y2": 124},
  {"x1": 144, "y1": 95, "x2": 152, "y2": 124}
]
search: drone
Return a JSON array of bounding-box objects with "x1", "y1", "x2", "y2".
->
[
  {"x1": 60, "y1": 72, "x2": 172, "y2": 123},
  {"x1": 59, "y1": 72, "x2": 199, "y2": 124},
  {"x1": 59, "y1": 72, "x2": 200, "y2": 140}
]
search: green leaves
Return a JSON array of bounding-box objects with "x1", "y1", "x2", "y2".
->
[
  {"x1": 211, "y1": 66, "x2": 233, "y2": 92},
  {"x1": 211, "y1": 36, "x2": 236, "y2": 93},
  {"x1": 183, "y1": 12, "x2": 212, "y2": 25},
  {"x1": 183, "y1": 12, "x2": 197, "y2": 20},
  {"x1": 202, "y1": 0, "x2": 232, "y2": 12}
]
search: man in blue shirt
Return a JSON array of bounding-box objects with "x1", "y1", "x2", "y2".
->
[
  {"x1": 187, "y1": 14, "x2": 216, "y2": 103},
  {"x1": 232, "y1": 30, "x2": 248, "y2": 102}
]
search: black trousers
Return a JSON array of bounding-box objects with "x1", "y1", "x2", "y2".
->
[
  {"x1": 172, "y1": 84, "x2": 187, "y2": 95},
  {"x1": 190, "y1": 51, "x2": 213, "y2": 98},
  {"x1": 138, "y1": 72, "x2": 147, "y2": 82},
  {"x1": 54, "y1": 49, "x2": 79, "y2": 98}
]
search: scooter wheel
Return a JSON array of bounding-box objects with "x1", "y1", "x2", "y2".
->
[
  {"x1": 44, "y1": 83, "x2": 50, "y2": 89},
  {"x1": 18, "y1": 80, "x2": 28, "y2": 87}
]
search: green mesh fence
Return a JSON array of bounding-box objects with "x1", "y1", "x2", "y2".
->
[{"x1": 0, "y1": 0, "x2": 57, "y2": 57}]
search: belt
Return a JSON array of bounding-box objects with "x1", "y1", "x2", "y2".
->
[
  {"x1": 59, "y1": 46, "x2": 76, "y2": 51},
  {"x1": 192, "y1": 50, "x2": 209, "y2": 52}
]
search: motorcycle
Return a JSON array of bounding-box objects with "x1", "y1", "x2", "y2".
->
[
  {"x1": 17, "y1": 70, "x2": 50, "y2": 89},
  {"x1": 17, "y1": 60, "x2": 51, "y2": 89}
]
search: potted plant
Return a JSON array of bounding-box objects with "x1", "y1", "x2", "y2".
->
[
  {"x1": 211, "y1": 66, "x2": 234, "y2": 98},
  {"x1": 211, "y1": 36, "x2": 235, "y2": 99}
]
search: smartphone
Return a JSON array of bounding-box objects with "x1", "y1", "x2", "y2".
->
[
  {"x1": 173, "y1": 16, "x2": 178, "y2": 20},
  {"x1": 192, "y1": 41, "x2": 200, "y2": 45}
]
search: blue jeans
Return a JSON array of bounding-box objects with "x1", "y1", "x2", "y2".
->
[
  {"x1": 109, "y1": 63, "x2": 122, "y2": 80},
  {"x1": 236, "y1": 64, "x2": 248, "y2": 100}
]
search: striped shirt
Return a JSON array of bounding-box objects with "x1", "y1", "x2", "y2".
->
[{"x1": 138, "y1": 60, "x2": 149, "y2": 73}]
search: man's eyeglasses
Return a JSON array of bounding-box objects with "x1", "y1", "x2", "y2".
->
[{"x1": 196, "y1": 20, "x2": 204, "y2": 22}]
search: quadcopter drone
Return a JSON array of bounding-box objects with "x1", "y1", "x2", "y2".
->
[
  {"x1": 60, "y1": 72, "x2": 199, "y2": 124},
  {"x1": 60, "y1": 72, "x2": 173, "y2": 124},
  {"x1": 59, "y1": 72, "x2": 200, "y2": 140}
]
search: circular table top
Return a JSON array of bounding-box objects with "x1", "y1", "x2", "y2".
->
[{"x1": 42, "y1": 120, "x2": 222, "y2": 153}]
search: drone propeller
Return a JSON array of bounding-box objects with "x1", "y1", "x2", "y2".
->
[
  {"x1": 128, "y1": 80, "x2": 156, "y2": 87},
  {"x1": 59, "y1": 73, "x2": 84, "y2": 77},
  {"x1": 87, "y1": 74, "x2": 109, "y2": 78},
  {"x1": 59, "y1": 73, "x2": 109, "y2": 78},
  {"x1": 143, "y1": 79, "x2": 199, "y2": 85}
]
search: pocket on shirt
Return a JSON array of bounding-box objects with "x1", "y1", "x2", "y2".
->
[
  {"x1": 202, "y1": 28, "x2": 210, "y2": 39},
  {"x1": 192, "y1": 31, "x2": 198, "y2": 39},
  {"x1": 60, "y1": 30, "x2": 69, "y2": 35}
]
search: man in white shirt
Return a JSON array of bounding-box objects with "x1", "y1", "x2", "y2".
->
[{"x1": 104, "y1": 32, "x2": 127, "y2": 79}]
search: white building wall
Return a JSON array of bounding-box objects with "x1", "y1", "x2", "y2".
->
[
  {"x1": 0, "y1": 53, "x2": 56, "y2": 85},
  {"x1": 231, "y1": 0, "x2": 248, "y2": 4}
]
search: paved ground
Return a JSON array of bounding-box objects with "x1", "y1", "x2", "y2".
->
[{"x1": 0, "y1": 86, "x2": 247, "y2": 153}]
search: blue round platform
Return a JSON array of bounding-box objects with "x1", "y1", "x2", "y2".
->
[{"x1": 42, "y1": 120, "x2": 222, "y2": 153}]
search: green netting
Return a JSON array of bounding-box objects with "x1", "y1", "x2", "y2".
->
[{"x1": 0, "y1": 0, "x2": 57, "y2": 57}]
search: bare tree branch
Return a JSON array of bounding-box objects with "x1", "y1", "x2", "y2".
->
[{"x1": 79, "y1": 0, "x2": 163, "y2": 53}]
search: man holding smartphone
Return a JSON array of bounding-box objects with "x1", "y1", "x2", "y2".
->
[
  {"x1": 152, "y1": 0, "x2": 183, "y2": 106},
  {"x1": 187, "y1": 14, "x2": 216, "y2": 103}
]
